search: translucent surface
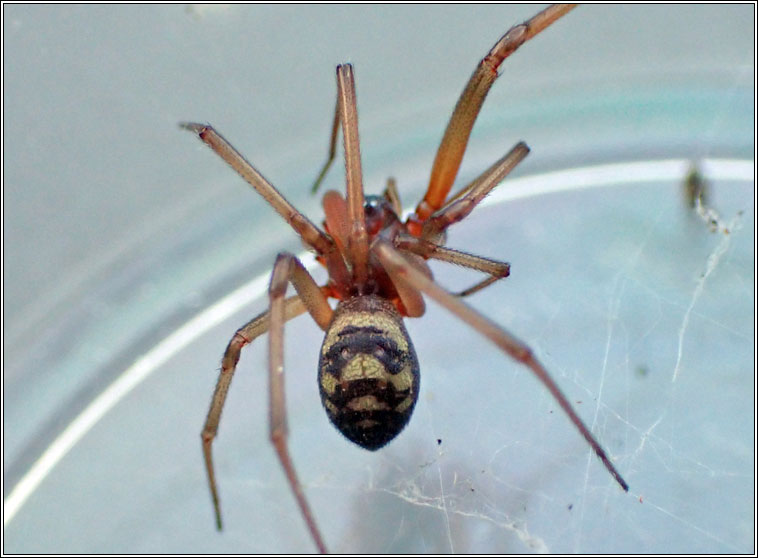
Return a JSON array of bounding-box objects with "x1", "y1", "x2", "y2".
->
[{"x1": 3, "y1": 4, "x2": 754, "y2": 554}]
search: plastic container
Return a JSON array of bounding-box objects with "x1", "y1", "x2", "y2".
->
[{"x1": 4, "y1": 5, "x2": 753, "y2": 553}]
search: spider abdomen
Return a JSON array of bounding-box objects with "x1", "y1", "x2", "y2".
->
[{"x1": 318, "y1": 295, "x2": 420, "y2": 451}]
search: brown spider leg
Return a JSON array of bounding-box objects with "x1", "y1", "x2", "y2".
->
[
  {"x1": 384, "y1": 177, "x2": 403, "y2": 217},
  {"x1": 311, "y1": 97, "x2": 341, "y2": 194},
  {"x1": 399, "y1": 143, "x2": 526, "y2": 298},
  {"x1": 337, "y1": 64, "x2": 370, "y2": 289},
  {"x1": 394, "y1": 233, "x2": 510, "y2": 298},
  {"x1": 373, "y1": 239, "x2": 629, "y2": 492},
  {"x1": 415, "y1": 4, "x2": 576, "y2": 221},
  {"x1": 181, "y1": 123, "x2": 331, "y2": 255},
  {"x1": 422, "y1": 142, "x2": 529, "y2": 239},
  {"x1": 202, "y1": 295, "x2": 308, "y2": 531},
  {"x1": 180, "y1": 122, "x2": 351, "y2": 290},
  {"x1": 389, "y1": 250, "x2": 431, "y2": 318},
  {"x1": 268, "y1": 253, "x2": 334, "y2": 554},
  {"x1": 439, "y1": 140, "x2": 528, "y2": 212}
]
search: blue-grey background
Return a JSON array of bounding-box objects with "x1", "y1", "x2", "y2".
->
[{"x1": 3, "y1": 4, "x2": 754, "y2": 553}]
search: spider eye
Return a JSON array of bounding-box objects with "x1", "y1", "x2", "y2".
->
[
  {"x1": 363, "y1": 195, "x2": 397, "y2": 235},
  {"x1": 341, "y1": 347, "x2": 351, "y2": 359}
]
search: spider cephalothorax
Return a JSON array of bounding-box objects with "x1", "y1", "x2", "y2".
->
[{"x1": 184, "y1": 4, "x2": 627, "y2": 553}]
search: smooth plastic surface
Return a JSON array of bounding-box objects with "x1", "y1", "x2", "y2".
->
[{"x1": 3, "y1": 4, "x2": 754, "y2": 553}]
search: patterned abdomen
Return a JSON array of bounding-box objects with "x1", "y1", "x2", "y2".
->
[{"x1": 318, "y1": 295, "x2": 420, "y2": 450}]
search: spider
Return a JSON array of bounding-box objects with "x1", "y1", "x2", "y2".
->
[{"x1": 182, "y1": 4, "x2": 628, "y2": 553}]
